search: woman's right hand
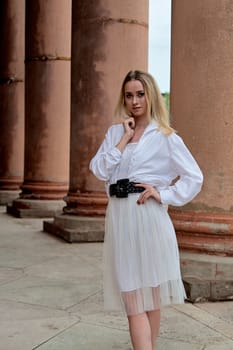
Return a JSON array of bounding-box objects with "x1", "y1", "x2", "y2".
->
[
  {"x1": 116, "y1": 117, "x2": 135, "y2": 152},
  {"x1": 123, "y1": 117, "x2": 135, "y2": 140}
]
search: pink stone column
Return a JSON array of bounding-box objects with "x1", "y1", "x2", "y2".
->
[
  {"x1": 0, "y1": 0, "x2": 25, "y2": 204},
  {"x1": 8, "y1": 0, "x2": 72, "y2": 217},
  {"x1": 44, "y1": 0, "x2": 149, "y2": 241},
  {"x1": 170, "y1": 0, "x2": 233, "y2": 300},
  {"x1": 65, "y1": 0, "x2": 149, "y2": 216}
]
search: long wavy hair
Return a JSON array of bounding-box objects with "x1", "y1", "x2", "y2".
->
[{"x1": 114, "y1": 70, "x2": 174, "y2": 135}]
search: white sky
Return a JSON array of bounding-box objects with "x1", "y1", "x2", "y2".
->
[{"x1": 148, "y1": 0, "x2": 171, "y2": 92}]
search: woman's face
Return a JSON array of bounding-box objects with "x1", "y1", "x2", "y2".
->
[{"x1": 124, "y1": 80, "x2": 147, "y2": 120}]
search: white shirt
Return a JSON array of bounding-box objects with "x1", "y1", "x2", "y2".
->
[{"x1": 89, "y1": 120, "x2": 203, "y2": 206}]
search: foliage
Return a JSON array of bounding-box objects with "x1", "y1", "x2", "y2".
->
[{"x1": 162, "y1": 92, "x2": 170, "y2": 112}]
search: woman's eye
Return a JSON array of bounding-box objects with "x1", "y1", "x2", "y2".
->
[
  {"x1": 125, "y1": 94, "x2": 132, "y2": 99},
  {"x1": 138, "y1": 92, "x2": 145, "y2": 97}
]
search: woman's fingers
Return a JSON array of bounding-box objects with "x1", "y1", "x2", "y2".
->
[
  {"x1": 135, "y1": 183, "x2": 161, "y2": 204},
  {"x1": 137, "y1": 189, "x2": 152, "y2": 204},
  {"x1": 124, "y1": 117, "x2": 135, "y2": 131},
  {"x1": 137, "y1": 190, "x2": 149, "y2": 204},
  {"x1": 122, "y1": 118, "x2": 135, "y2": 141}
]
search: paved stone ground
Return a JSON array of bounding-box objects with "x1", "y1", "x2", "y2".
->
[{"x1": 0, "y1": 207, "x2": 233, "y2": 350}]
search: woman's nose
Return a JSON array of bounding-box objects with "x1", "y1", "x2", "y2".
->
[{"x1": 132, "y1": 95, "x2": 138, "y2": 104}]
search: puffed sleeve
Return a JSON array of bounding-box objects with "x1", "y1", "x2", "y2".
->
[
  {"x1": 89, "y1": 125, "x2": 122, "y2": 181},
  {"x1": 160, "y1": 133, "x2": 203, "y2": 206}
]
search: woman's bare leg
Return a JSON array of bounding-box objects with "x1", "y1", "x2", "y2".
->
[
  {"x1": 147, "y1": 309, "x2": 161, "y2": 348},
  {"x1": 123, "y1": 288, "x2": 161, "y2": 349},
  {"x1": 128, "y1": 313, "x2": 153, "y2": 350}
]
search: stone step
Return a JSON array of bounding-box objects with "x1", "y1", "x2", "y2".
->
[
  {"x1": 177, "y1": 232, "x2": 233, "y2": 256},
  {"x1": 43, "y1": 215, "x2": 105, "y2": 243},
  {"x1": 180, "y1": 251, "x2": 233, "y2": 302}
]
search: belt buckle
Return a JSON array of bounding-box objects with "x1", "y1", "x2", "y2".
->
[{"x1": 116, "y1": 178, "x2": 129, "y2": 198}]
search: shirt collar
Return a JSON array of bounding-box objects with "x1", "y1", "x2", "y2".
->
[{"x1": 144, "y1": 119, "x2": 159, "y2": 134}]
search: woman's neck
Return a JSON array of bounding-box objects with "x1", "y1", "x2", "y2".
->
[
  {"x1": 134, "y1": 117, "x2": 149, "y2": 129},
  {"x1": 128, "y1": 120, "x2": 149, "y2": 143}
]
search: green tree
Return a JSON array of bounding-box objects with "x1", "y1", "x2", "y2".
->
[{"x1": 162, "y1": 92, "x2": 170, "y2": 112}]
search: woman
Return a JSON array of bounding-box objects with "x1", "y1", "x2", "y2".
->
[{"x1": 89, "y1": 70, "x2": 203, "y2": 350}]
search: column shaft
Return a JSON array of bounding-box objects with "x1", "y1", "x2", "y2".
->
[
  {"x1": 170, "y1": 0, "x2": 233, "y2": 300},
  {"x1": 0, "y1": 0, "x2": 25, "y2": 204},
  {"x1": 9, "y1": 0, "x2": 72, "y2": 217},
  {"x1": 65, "y1": 0, "x2": 149, "y2": 216},
  {"x1": 44, "y1": 0, "x2": 149, "y2": 239}
]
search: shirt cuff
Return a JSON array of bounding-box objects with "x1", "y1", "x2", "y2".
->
[
  {"x1": 110, "y1": 147, "x2": 122, "y2": 160},
  {"x1": 159, "y1": 189, "x2": 172, "y2": 205}
]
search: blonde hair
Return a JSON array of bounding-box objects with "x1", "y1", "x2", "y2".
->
[{"x1": 114, "y1": 70, "x2": 174, "y2": 135}]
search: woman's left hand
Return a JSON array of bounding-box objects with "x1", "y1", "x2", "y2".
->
[{"x1": 134, "y1": 183, "x2": 161, "y2": 205}]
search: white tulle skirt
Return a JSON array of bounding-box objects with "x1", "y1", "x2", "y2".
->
[{"x1": 103, "y1": 194, "x2": 186, "y2": 316}]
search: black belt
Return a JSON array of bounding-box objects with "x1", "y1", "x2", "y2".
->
[{"x1": 109, "y1": 178, "x2": 145, "y2": 198}]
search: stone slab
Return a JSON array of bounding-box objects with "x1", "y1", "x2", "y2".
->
[
  {"x1": 24, "y1": 254, "x2": 102, "y2": 282},
  {"x1": 43, "y1": 215, "x2": 105, "y2": 242},
  {"x1": 7, "y1": 199, "x2": 65, "y2": 218},
  {"x1": 68, "y1": 290, "x2": 129, "y2": 331},
  {"x1": 0, "y1": 299, "x2": 74, "y2": 322},
  {"x1": 183, "y1": 278, "x2": 211, "y2": 302},
  {"x1": 197, "y1": 300, "x2": 233, "y2": 323},
  {"x1": 184, "y1": 278, "x2": 233, "y2": 302},
  {"x1": 180, "y1": 251, "x2": 233, "y2": 301},
  {"x1": 0, "y1": 275, "x2": 101, "y2": 310},
  {"x1": 1, "y1": 207, "x2": 233, "y2": 349},
  {"x1": 0, "y1": 236, "x2": 69, "y2": 269},
  {"x1": 0, "y1": 316, "x2": 79, "y2": 350},
  {"x1": 205, "y1": 345, "x2": 233, "y2": 350},
  {"x1": 180, "y1": 251, "x2": 233, "y2": 281},
  {"x1": 157, "y1": 340, "x2": 203, "y2": 350},
  {"x1": 68, "y1": 289, "x2": 233, "y2": 349},
  {"x1": 159, "y1": 305, "x2": 232, "y2": 347},
  {"x1": 0, "y1": 190, "x2": 20, "y2": 205},
  {"x1": 31, "y1": 322, "x2": 132, "y2": 350},
  {"x1": 174, "y1": 303, "x2": 233, "y2": 340},
  {"x1": 0, "y1": 267, "x2": 24, "y2": 285},
  {"x1": 0, "y1": 299, "x2": 80, "y2": 350},
  {"x1": 34, "y1": 305, "x2": 233, "y2": 350}
]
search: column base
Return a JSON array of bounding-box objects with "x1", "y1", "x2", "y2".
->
[
  {"x1": 170, "y1": 209, "x2": 233, "y2": 256},
  {"x1": 20, "y1": 181, "x2": 68, "y2": 200},
  {"x1": 43, "y1": 214, "x2": 105, "y2": 243},
  {"x1": 7, "y1": 199, "x2": 65, "y2": 218},
  {"x1": 63, "y1": 192, "x2": 107, "y2": 216},
  {"x1": 181, "y1": 251, "x2": 233, "y2": 302},
  {"x1": 0, "y1": 190, "x2": 21, "y2": 205}
]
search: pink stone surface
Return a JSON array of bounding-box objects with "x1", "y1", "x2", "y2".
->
[
  {"x1": 21, "y1": 0, "x2": 72, "y2": 199},
  {"x1": 0, "y1": 0, "x2": 25, "y2": 191},
  {"x1": 67, "y1": 0, "x2": 149, "y2": 214},
  {"x1": 170, "y1": 0, "x2": 233, "y2": 255},
  {"x1": 171, "y1": 0, "x2": 233, "y2": 213}
]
